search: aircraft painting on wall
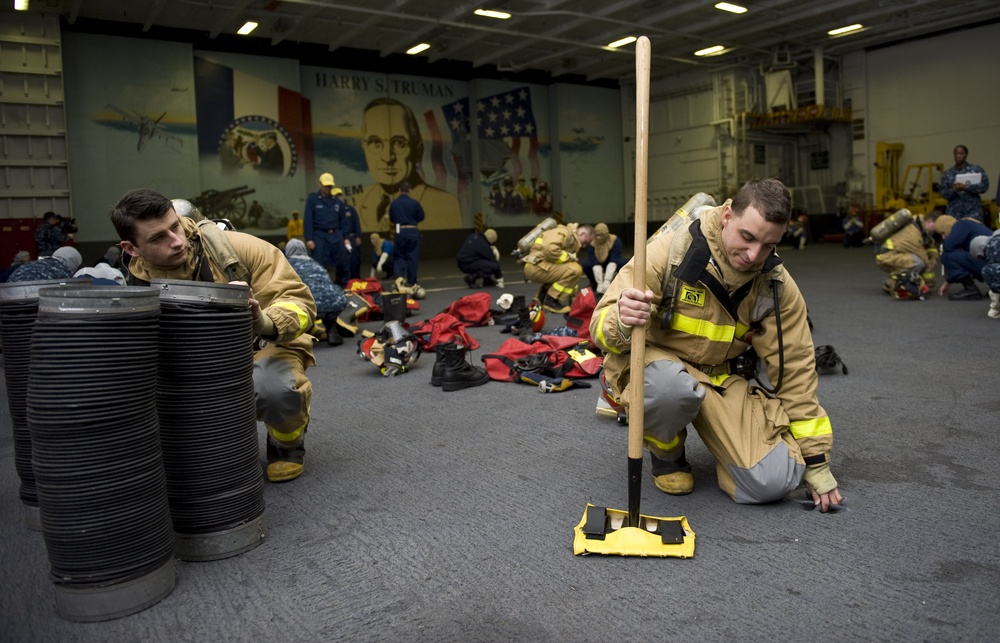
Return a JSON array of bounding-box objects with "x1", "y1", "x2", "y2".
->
[{"x1": 105, "y1": 104, "x2": 184, "y2": 151}]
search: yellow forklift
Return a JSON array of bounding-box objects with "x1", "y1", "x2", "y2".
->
[{"x1": 874, "y1": 142, "x2": 946, "y2": 215}]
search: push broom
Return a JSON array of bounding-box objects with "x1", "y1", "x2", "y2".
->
[{"x1": 573, "y1": 36, "x2": 694, "y2": 557}]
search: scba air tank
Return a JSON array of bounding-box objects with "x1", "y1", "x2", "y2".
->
[
  {"x1": 648, "y1": 193, "x2": 717, "y2": 243},
  {"x1": 514, "y1": 217, "x2": 558, "y2": 257},
  {"x1": 867, "y1": 208, "x2": 913, "y2": 245}
]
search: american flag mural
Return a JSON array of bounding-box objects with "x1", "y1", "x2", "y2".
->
[
  {"x1": 422, "y1": 97, "x2": 472, "y2": 206},
  {"x1": 476, "y1": 87, "x2": 540, "y2": 183}
]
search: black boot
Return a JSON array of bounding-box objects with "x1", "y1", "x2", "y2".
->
[
  {"x1": 323, "y1": 315, "x2": 343, "y2": 346},
  {"x1": 430, "y1": 341, "x2": 456, "y2": 386},
  {"x1": 441, "y1": 345, "x2": 491, "y2": 392},
  {"x1": 949, "y1": 277, "x2": 983, "y2": 301},
  {"x1": 336, "y1": 293, "x2": 371, "y2": 336}
]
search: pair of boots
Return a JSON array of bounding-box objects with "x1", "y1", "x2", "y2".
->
[{"x1": 430, "y1": 342, "x2": 490, "y2": 391}]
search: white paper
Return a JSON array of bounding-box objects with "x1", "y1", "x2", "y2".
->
[{"x1": 955, "y1": 172, "x2": 981, "y2": 186}]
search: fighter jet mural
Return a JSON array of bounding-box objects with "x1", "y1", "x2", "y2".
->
[{"x1": 104, "y1": 104, "x2": 184, "y2": 151}]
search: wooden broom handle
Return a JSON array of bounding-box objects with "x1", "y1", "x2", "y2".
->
[{"x1": 628, "y1": 36, "x2": 650, "y2": 461}]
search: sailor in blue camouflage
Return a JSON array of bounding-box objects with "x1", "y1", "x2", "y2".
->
[
  {"x1": 8, "y1": 247, "x2": 82, "y2": 282},
  {"x1": 34, "y1": 212, "x2": 69, "y2": 256},
  {"x1": 284, "y1": 239, "x2": 347, "y2": 319},
  {"x1": 940, "y1": 145, "x2": 989, "y2": 221}
]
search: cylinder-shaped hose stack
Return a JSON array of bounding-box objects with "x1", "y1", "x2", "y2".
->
[
  {"x1": 0, "y1": 278, "x2": 90, "y2": 530},
  {"x1": 27, "y1": 286, "x2": 175, "y2": 622},
  {"x1": 152, "y1": 280, "x2": 266, "y2": 561}
]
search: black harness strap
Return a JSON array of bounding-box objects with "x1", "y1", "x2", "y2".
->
[{"x1": 671, "y1": 221, "x2": 756, "y2": 322}]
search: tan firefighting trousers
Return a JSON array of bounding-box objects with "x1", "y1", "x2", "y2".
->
[
  {"x1": 253, "y1": 335, "x2": 315, "y2": 447},
  {"x1": 635, "y1": 357, "x2": 805, "y2": 504},
  {"x1": 524, "y1": 261, "x2": 582, "y2": 305}
]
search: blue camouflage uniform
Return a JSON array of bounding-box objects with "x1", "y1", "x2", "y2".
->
[
  {"x1": 940, "y1": 162, "x2": 989, "y2": 221},
  {"x1": 284, "y1": 239, "x2": 347, "y2": 321},
  {"x1": 389, "y1": 193, "x2": 425, "y2": 285},
  {"x1": 981, "y1": 234, "x2": 1000, "y2": 294},
  {"x1": 34, "y1": 221, "x2": 67, "y2": 257},
  {"x1": 8, "y1": 257, "x2": 74, "y2": 283},
  {"x1": 303, "y1": 190, "x2": 348, "y2": 286}
]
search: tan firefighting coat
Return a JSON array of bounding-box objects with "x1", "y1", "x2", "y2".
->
[
  {"x1": 522, "y1": 224, "x2": 580, "y2": 265},
  {"x1": 875, "y1": 215, "x2": 938, "y2": 273},
  {"x1": 126, "y1": 215, "x2": 316, "y2": 356},
  {"x1": 590, "y1": 203, "x2": 833, "y2": 466}
]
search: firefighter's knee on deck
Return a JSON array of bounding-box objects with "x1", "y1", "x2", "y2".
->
[
  {"x1": 727, "y1": 443, "x2": 803, "y2": 504},
  {"x1": 253, "y1": 353, "x2": 310, "y2": 434},
  {"x1": 643, "y1": 360, "x2": 705, "y2": 454}
]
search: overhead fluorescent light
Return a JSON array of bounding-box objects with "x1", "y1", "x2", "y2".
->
[
  {"x1": 714, "y1": 2, "x2": 747, "y2": 14},
  {"x1": 694, "y1": 45, "x2": 726, "y2": 57},
  {"x1": 607, "y1": 36, "x2": 638, "y2": 49},
  {"x1": 237, "y1": 21, "x2": 258, "y2": 35},
  {"x1": 828, "y1": 23, "x2": 863, "y2": 36},
  {"x1": 474, "y1": 9, "x2": 511, "y2": 20},
  {"x1": 406, "y1": 43, "x2": 431, "y2": 55},
  {"x1": 14, "y1": 0, "x2": 30, "y2": 10}
]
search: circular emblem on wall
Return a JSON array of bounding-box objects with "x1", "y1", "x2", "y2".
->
[{"x1": 217, "y1": 115, "x2": 298, "y2": 177}]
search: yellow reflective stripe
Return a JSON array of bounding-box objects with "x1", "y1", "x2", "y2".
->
[
  {"x1": 558, "y1": 250, "x2": 569, "y2": 263},
  {"x1": 552, "y1": 281, "x2": 574, "y2": 294},
  {"x1": 272, "y1": 301, "x2": 310, "y2": 336},
  {"x1": 789, "y1": 416, "x2": 833, "y2": 439},
  {"x1": 735, "y1": 322, "x2": 749, "y2": 339},
  {"x1": 595, "y1": 307, "x2": 621, "y2": 354},
  {"x1": 270, "y1": 424, "x2": 306, "y2": 442},
  {"x1": 884, "y1": 238, "x2": 895, "y2": 250},
  {"x1": 670, "y1": 312, "x2": 735, "y2": 343},
  {"x1": 710, "y1": 373, "x2": 729, "y2": 386},
  {"x1": 644, "y1": 433, "x2": 682, "y2": 451}
]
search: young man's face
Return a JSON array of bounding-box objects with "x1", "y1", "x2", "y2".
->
[
  {"x1": 576, "y1": 228, "x2": 595, "y2": 247},
  {"x1": 720, "y1": 204, "x2": 785, "y2": 271},
  {"x1": 362, "y1": 104, "x2": 414, "y2": 188},
  {"x1": 953, "y1": 146, "x2": 967, "y2": 166},
  {"x1": 120, "y1": 210, "x2": 190, "y2": 269}
]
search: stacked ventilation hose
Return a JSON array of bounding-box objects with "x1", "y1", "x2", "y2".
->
[
  {"x1": 152, "y1": 280, "x2": 267, "y2": 561},
  {"x1": 27, "y1": 286, "x2": 175, "y2": 622},
  {"x1": 0, "y1": 278, "x2": 90, "y2": 530}
]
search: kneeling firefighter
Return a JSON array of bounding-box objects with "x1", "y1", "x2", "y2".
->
[
  {"x1": 870, "y1": 208, "x2": 939, "y2": 290},
  {"x1": 519, "y1": 221, "x2": 583, "y2": 314},
  {"x1": 590, "y1": 178, "x2": 843, "y2": 511}
]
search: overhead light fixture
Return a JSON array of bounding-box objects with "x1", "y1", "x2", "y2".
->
[
  {"x1": 714, "y1": 2, "x2": 747, "y2": 14},
  {"x1": 14, "y1": 0, "x2": 29, "y2": 10},
  {"x1": 828, "y1": 23, "x2": 863, "y2": 36},
  {"x1": 474, "y1": 9, "x2": 511, "y2": 20},
  {"x1": 607, "y1": 36, "x2": 638, "y2": 49},
  {"x1": 694, "y1": 45, "x2": 727, "y2": 57},
  {"x1": 406, "y1": 43, "x2": 431, "y2": 55},
  {"x1": 237, "y1": 21, "x2": 258, "y2": 35}
]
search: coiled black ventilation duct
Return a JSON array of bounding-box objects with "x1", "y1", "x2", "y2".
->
[
  {"x1": 152, "y1": 280, "x2": 267, "y2": 561},
  {"x1": 27, "y1": 286, "x2": 175, "y2": 622},
  {"x1": 0, "y1": 278, "x2": 90, "y2": 530}
]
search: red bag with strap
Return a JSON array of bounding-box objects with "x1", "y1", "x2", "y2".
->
[
  {"x1": 346, "y1": 277, "x2": 382, "y2": 296},
  {"x1": 564, "y1": 287, "x2": 597, "y2": 341},
  {"x1": 480, "y1": 336, "x2": 603, "y2": 382},
  {"x1": 440, "y1": 292, "x2": 494, "y2": 326},
  {"x1": 408, "y1": 312, "x2": 480, "y2": 351}
]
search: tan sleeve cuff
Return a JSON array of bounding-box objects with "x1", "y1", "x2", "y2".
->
[
  {"x1": 802, "y1": 462, "x2": 838, "y2": 495},
  {"x1": 253, "y1": 312, "x2": 278, "y2": 340}
]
